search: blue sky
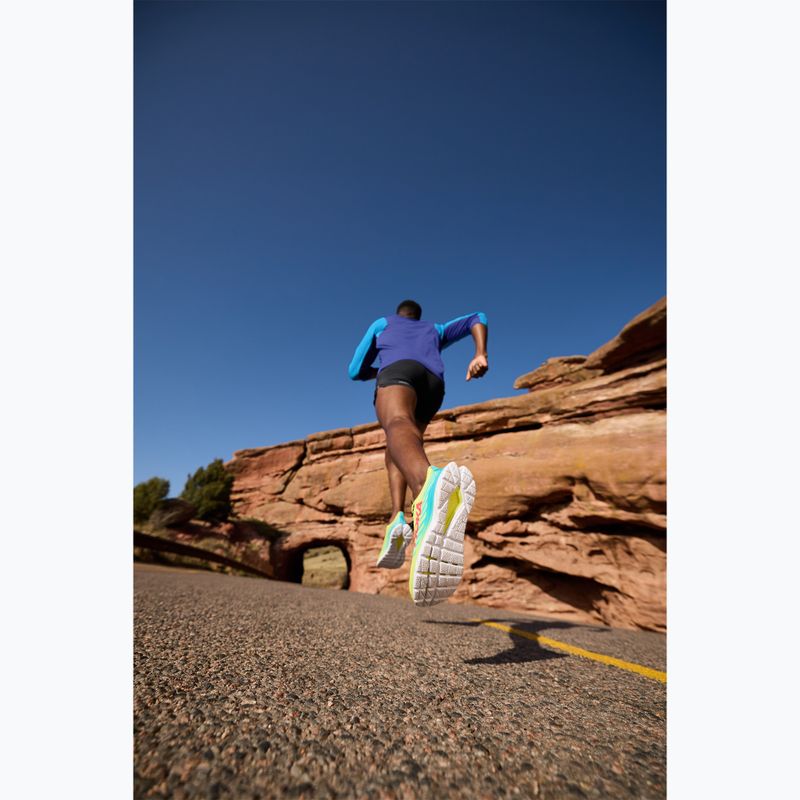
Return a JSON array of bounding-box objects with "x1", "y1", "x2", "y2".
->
[{"x1": 135, "y1": 0, "x2": 665, "y2": 495}]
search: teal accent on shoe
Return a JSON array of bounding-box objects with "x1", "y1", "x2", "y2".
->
[
  {"x1": 413, "y1": 467, "x2": 441, "y2": 541},
  {"x1": 408, "y1": 466, "x2": 444, "y2": 595},
  {"x1": 377, "y1": 511, "x2": 406, "y2": 560},
  {"x1": 407, "y1": 462, "x2": 466, "y2": 606}
]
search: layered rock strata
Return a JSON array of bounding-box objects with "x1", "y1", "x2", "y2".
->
[{"x1": 225, "y1": 298, "x2": 666, "y2": 631}]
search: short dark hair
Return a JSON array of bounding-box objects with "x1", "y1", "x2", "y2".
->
[{"x1": 396, "y1": 299, "x2": 422, "y2": 320}]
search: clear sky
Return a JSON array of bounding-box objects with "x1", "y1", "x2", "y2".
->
[{"x1": 134, "y1": 0, "x2": 665, "y2": 495}]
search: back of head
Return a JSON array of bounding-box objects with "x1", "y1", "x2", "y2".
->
[{"x1": 396, "y1": 299, "x2": 422, "y2": 320}]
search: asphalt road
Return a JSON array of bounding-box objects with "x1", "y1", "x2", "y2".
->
[{"x1": 134, "y1": 565, "x2": 666, "y2": 800}]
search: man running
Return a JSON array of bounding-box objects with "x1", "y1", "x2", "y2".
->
[{"x1": 347, "y1": 300, "x2": 488, "y2": 606}]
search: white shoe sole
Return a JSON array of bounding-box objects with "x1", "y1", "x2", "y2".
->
[
  {"x1": 376, "y1": 523, "x2": 413, "y2": 569},
  {"x1": 409, "y1": 462, "x2": 476, "y2": 607}
]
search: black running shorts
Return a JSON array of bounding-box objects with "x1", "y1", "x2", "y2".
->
[{"x1": 373, "y1": 359, "x2": 445, "y2": 426}]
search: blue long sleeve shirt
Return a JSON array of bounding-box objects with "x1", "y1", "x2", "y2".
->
[{"x1": 348, "y1": 312, "x2": 487, "y2": 383}]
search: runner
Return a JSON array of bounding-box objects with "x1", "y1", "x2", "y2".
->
[{"x1": 348, "y1": 300, "x2": 488, "y2": 606}]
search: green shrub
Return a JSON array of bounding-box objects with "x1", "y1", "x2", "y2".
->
[
  {"x1": 180, "y1": 458, "x2": 234, "y2": 522},
  {"x1": 133, "y1": 477, "x2": 170, "y2": 524}
]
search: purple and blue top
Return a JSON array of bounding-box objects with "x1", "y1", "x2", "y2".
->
[{"x1": 348, "y1": 312, "x2": 487, "y2": 384}]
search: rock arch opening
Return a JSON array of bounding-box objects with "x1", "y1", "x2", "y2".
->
[{"x1": 284, "y1": 543, "x2": 351, "y2": 590}]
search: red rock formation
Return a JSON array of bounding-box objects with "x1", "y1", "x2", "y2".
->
[{"x1": 225, "y1": 298, "x2": 666, "y2": 631}]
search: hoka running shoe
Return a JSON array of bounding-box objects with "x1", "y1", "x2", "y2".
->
[
  {"x1": 449, "y1": 463, "x2": 476, "y2": 549},
  {"x1": 408, "y1": 462, "x2": 475, "y2": 607},
  {"x1": 375, "y1": 511, "x2": 413, "y2": 569}
]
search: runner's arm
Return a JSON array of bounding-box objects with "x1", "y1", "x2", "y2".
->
[
  {"x1": 347, "y1": 318, "x2": 387, "y2": 380},
  {"x1": 435, "y1": 312, "x2": 489, "y2": 381},
  {"x1": 435, "y1": 311, "x2": 488, "y2": 350},
  {"x1": 466, "y1": 322, "x2": 488, "y2": 381}
]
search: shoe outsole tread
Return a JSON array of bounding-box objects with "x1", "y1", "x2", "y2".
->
[
  {"x1": 375, "y1": 523, "x2": 413, "y2": 569},
  {"x1": 409, "y1": 462, "x2": 476, "y2": 607}
]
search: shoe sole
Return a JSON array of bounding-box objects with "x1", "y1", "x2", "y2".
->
[
  {"x1": 409, "y1": 462, "x2": 475, "y2": 607},
  {"x1": 376, "y1": 523, "x2": 413, "y2": 569}
]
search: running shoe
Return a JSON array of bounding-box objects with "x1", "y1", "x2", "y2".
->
[
  {"x1": 375, "y1": 511, "x2": 413, "y2": 569},
  {"x1": 408, "y1": 462, "x2": 476, "y2": 607}
]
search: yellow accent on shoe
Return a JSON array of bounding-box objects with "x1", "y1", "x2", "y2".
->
[
  {"x1": 376, "y1": 511, "x2": 412, "y2": 569},
  {"x1": 408, "y1": 462, "x2": 475, "y2": 607},
  {"x1": 444, "y1": 486, "x2": 461, "y2": 531},
  {"x1": 408, "y1": 463, "x2": 464, "y2": 605},
  {"x1": 411, "y1": 466, "x2": 441, "y2": 536}
]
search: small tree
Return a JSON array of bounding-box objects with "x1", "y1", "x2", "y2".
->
[
  {"x1": 133, "y1": 477, "x2": 170, "y2": 524},
  {"x1": 180, "y1": 458, "x2": 234, "y2": 522}
]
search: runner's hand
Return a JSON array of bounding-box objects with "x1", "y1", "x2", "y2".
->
[{"x1": 466, "y1": 354, "x2": 488, "y2": 381}]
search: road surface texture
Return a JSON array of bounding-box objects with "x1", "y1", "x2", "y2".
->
[{"x1": 134, "y1": 565, "x2": 666, "y2": 799}]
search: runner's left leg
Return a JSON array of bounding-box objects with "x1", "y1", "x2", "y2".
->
[
  {"x1": 385, "y1": 449, "x2": 407, "y2": 518},
  {"x1": 385, "y1": 418, "x2": 429, "y2": 517},
  {"x1": 376, "y1": 385, "x2": 430, "y2": 498}
]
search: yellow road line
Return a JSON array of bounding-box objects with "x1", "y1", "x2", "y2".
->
[{"x1": 470, "y1": 619, "x2": 667, "y2": 683}]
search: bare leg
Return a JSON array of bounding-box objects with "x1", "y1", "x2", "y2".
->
[
  {"x1": 375, "y1": 385, "x2": 430, "y2": 498},
  {"x1": 385, "y1": 449, "x2": 407, "y2": 518},
  {"x1": 384, "y1": 413, "x2": 429, "y2": 516}
]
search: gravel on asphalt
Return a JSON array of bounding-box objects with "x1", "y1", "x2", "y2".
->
[{"x1": 134, "y1": 565, "x2": 666, "y2": 800}]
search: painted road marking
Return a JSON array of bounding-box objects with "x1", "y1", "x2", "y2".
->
[{"x1": 470, "y1": 619, "x2": 667, "y2": 683}]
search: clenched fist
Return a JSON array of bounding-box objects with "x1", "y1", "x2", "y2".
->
[{"x1": 466, "y1": 354, "x2": 489, "y2": 381}]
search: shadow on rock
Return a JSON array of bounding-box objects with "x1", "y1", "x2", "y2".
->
[{"x1": 425, "y1": 618, "x2": 586, "y2": 666}]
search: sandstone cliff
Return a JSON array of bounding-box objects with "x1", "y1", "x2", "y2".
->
[{"x1": 224, "y1": 297, "x2": 666, "y2": 631}]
